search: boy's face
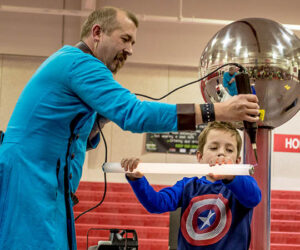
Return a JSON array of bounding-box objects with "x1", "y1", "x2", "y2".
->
[{"x1": 197, "y1": 129, "x2": 241, "y2": 165}]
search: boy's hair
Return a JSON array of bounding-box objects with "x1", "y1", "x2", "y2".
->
[
  {"x1": 80, "y1": 6, "x2": 139, "y2": 40},
  {"x1": 197, "y1": 121, "x2": 242, "y2": 158}
]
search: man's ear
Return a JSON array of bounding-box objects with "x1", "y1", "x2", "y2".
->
[
  {"x1": 236, "y1": 156, "x2": 241, "y2": 164},
  {"x1": 196, "y1": 151, "x2": 203, "y2": 162},
  {"x1": 91, "y1": 24, "x2": 102, "y2": 41}
]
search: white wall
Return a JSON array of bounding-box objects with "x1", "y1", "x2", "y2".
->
[{"x1": 272, "y1": 114, "x2": 300, "y2": 190}]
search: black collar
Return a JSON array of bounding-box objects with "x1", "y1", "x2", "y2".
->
[{"x1": 75, "y1": 41, "x2": 94, "y2": 56}]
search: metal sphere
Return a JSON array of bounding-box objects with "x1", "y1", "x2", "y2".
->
[{"x1": 199, "y1": 18, "x2": 300, "y2": 128}]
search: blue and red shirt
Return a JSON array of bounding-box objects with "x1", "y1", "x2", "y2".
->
[{"x1": 128, "y1": 175, "x2": 261, "y2": 249}]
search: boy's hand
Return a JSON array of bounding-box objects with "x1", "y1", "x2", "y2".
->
[
  {"x1": 121, "y1": 158, "x2": 144, "y2": 181},
  {"x1": 208, "y1": 156, "x2": 235, "y2": 182}
]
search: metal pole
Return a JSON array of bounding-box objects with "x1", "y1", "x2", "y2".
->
[{"x1": 244, "y1": 128, "x2": 272, "y2": 250}]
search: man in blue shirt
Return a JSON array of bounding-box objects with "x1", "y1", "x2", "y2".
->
[
  {"x1": 223, "y1": 67, "x2": 238, "y2": 96},
  {"x1": 122, "y1": 121, "x2": 261, "y2": 249},
  {"x1": 0, "y1": 7, "x2": 260, "y2": 250}
]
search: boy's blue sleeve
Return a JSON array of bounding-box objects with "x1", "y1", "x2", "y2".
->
[
  {"x1": 127, "y1": 176, "x2": 185, "y2": 213},
  {"x1": 224, "y1": 176, "x2": 261, "y2": 208}
]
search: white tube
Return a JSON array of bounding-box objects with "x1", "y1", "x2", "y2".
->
[{"x1": 102, "y1": 163, "x2": 254, "y2": 176}]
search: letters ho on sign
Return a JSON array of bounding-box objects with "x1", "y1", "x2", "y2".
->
[{"x1": 273, "y1": 134, "x2": 300, "y2": 153}]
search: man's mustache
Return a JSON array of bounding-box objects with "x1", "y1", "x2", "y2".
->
[{"x1": 115, "y1": 53, "x2": 127, "y2": 62}]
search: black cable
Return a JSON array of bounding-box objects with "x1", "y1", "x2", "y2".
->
[
  {"x1": 75, "y1": 124, "x2": 108, "y2": 221},
  {"x1": 135, "y1": 63, "x2": 245, "y2": 100}
]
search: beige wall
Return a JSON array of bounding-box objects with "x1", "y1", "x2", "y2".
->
[
  {"x1": 2, "y1": 0, "x2": 300, "y2": 67},
  {"x1": 1, "y1": 55, "x2": 298, "y2": 190},
  {"x1": 0, "y1": 55, "x2": 45, "y2": 129}
]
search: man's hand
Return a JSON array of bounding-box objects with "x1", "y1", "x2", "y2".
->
[
  {"x1": 214, "y1": 94, "x2": 260, "y2": 123},
  {"x1": 207, "y1": 156, "x2": 235, "y2": 182},
  {"x1": 121, "y1": 158, "x2": 144, "y2": 181}
]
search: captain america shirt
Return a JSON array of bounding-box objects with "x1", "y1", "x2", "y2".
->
[{"x1": 128, "y1": 175, "x2": 261, "y2": 249}]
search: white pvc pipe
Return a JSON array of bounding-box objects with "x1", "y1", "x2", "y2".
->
[{"x1": 102, "y1": 163, "x2": 254, "y2": 176}]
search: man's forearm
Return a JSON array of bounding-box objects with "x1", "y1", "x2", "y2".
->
[{"x1": 177, "y1": 94, "x2": 259, "y2": 130}]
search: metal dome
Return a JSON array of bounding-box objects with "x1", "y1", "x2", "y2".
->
[{"x1": 199, "y1": 18, "x2": 300, "y2": 128}]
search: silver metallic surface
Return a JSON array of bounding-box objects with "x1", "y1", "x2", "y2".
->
[{"x1": 199, "y1": 17, "x2": 300, "y2": 128}]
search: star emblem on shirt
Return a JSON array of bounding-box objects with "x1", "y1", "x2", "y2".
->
[{"x1": 198, "y1": 210, "x2": 215, "y2": 230}]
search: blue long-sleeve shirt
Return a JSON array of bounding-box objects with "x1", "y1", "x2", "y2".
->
[
  {"x1": 0, "y1": 45, "x2": 179, "y2": 250},
  {"x1": 128, "y1": 175, "x2": 261, "y2": 249}
]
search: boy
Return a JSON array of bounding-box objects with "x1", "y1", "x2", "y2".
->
[{"x1": 121, "y1": 121, "x2": 261, "y2": 249}]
